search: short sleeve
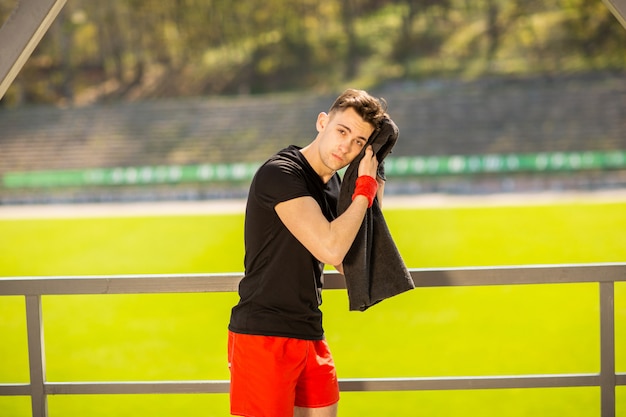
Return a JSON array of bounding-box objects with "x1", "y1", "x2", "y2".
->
[{"x1": 252, "y1": 159, "x2": 312, "y2": 210}]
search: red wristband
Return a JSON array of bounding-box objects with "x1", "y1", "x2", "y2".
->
[{"x1": 352, "y1": 175, "x2": 378, "y2": 208}]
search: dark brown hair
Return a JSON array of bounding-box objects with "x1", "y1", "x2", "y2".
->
[{"x1": 328, "y1": 89, "x2": 388, "y2": 130}]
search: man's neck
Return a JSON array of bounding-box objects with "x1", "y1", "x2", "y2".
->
[{"x1": 300, "y1": 143, "x2": 335, "y2": 184}]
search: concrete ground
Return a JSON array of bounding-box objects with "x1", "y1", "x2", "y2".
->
[{"x1": 1, "y1": 190, "x2": 626, "y2": 219}]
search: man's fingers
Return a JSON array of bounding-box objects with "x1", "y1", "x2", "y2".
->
[{"x1": 358, "y1": 146, "x2": 378, "y2": 178}]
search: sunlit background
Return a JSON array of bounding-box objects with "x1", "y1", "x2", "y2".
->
[{"x1": 0, "y1": 0, "x2": 625, "y2": 203}]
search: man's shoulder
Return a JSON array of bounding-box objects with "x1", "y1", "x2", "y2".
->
[
  {"x1": 269, "y1": 145, "x2": 303, "y2": 163},
  {"x1": 260, "y1": 146, "x2": 307, "y2": 175},
  {"x1": 249, "y1": 146, "x2": 313, "y2": 208}
]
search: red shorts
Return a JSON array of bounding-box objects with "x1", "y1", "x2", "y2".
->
[{"x1": 228, "y1": 331, "x2": 339, "y2": 417}]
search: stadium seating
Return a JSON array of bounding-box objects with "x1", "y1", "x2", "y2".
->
[{"x1": 1, "y1": 73, "x2": 624, "y2": 202}]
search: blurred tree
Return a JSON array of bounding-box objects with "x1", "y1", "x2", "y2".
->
[
  {"x1": 0, "y1": 0, "x2": 624, "y2": 106},
  {"x1": 339, "y1": 0, "x2": 369, "y2": 79},
  {"x1": 393, "y1": 0, "x2": 451, "y2": 74},
  {"x1": 561, "y1": 0, "x2": 626, "y2": 68}
]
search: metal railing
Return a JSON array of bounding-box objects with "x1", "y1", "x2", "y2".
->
[{"x1": 1, "y1": 263, "x2": 625, "y2": 417}]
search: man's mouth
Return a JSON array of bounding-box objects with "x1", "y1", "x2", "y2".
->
[{"x1": 332, "y1": 153, "x2": 344, "y2": 163}]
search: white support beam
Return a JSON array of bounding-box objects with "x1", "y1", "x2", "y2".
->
[
  {"x1": 0, "y1": 0, "x2": 67, "y2": 100},
  {"x1": 603, "y1": 0, "x2": 626, "y2": 29}
]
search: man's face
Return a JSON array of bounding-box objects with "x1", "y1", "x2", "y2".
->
[{"x1": 316, "y1": 107, "x2": 375, "y2": 172}]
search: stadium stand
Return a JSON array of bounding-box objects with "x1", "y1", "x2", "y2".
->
[{"x1": 1, "y1": 72, "x2": 625, "y2": 203}]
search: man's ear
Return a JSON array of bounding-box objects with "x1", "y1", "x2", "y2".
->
[{"x1": 316, "y1": 112, "x2": 329, "y2": 132}]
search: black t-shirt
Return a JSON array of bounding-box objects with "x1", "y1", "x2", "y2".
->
[{"x1": 228, "y1": 145, "x2": 340, "y2": 340}]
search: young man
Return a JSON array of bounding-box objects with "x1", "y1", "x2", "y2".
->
[{"x1": 228, "y1": 89, "x2": 388, "y2": 417}]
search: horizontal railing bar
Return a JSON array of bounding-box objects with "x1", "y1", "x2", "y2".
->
[
  {"x1": 0, "y1": 384, "x2": 32, "y2": 396},
  {"x1": 4, "y1": 372, "x2": 626, "y2": 397},
  {"x1": 405, "y1": 263, "x2": 626, "y2": 288},
  {"x1": 1, "y1": 263, "x2": 625, "y2": 295},
  {"x1": 47, "y1": 381, "x2": 230, "y2": 395},
  {"x1": 4, "y1": 373, "x2": 621, "y2": 396},
  {"x1": 339, "y1": 374, "x2": 602, "y2": 391},
  {"x1": 0, "y1": 273, "x2": 243, "y2": 295}
]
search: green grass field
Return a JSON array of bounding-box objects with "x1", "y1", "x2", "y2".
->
[{"x1": 0, "y1": 198, "x2": 625, "y2": 417}]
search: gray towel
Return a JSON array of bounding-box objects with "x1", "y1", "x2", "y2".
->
[{"x1": 337, "y1": 117, "x2": 415, "y2": 311}]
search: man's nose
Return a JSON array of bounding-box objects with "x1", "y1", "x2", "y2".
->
[{"x1": 338, "y1": 138, "x2": 352, "y2": 154}]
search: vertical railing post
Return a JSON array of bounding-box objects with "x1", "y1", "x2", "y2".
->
[
  {"x1": 599, "y1": 281, "x2": 616, "y2": 417},
  {"x1": 25, "y1": 295, "x2": 48, "y2": 417}
]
